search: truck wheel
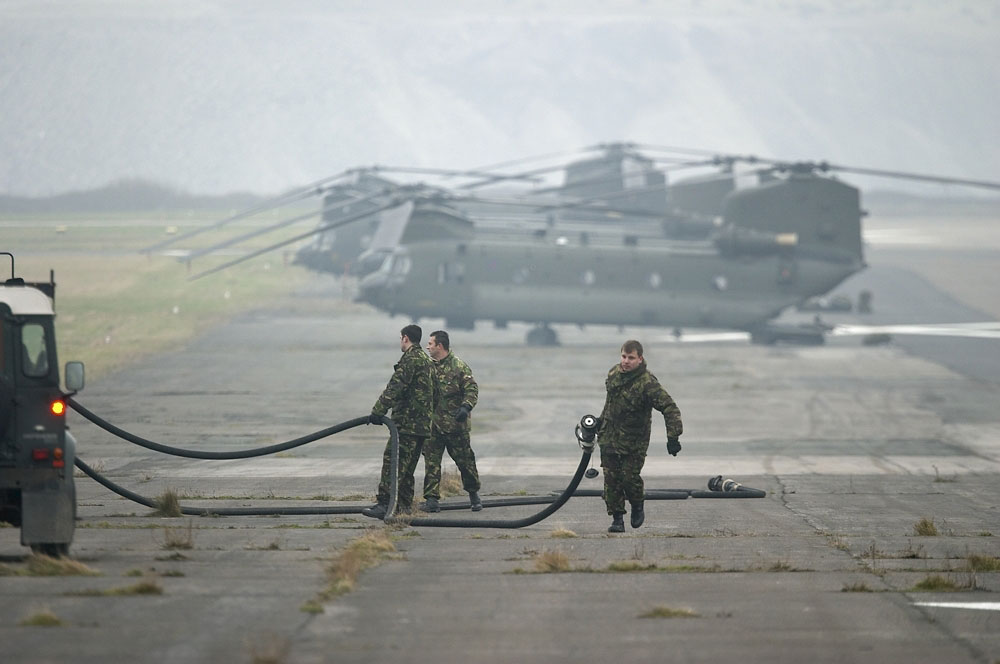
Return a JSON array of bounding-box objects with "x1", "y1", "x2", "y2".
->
[{"x1": 30, "y1": 543, "x2": 70, "y2": 558}]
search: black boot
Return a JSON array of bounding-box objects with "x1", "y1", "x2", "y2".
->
[
  {"x1": 469, "y1": 491, "x2": 483, "y2": 512},
  {"x1": 608, "y1": 512, "x2": 625, "y2": 533},
  {"x1": 630, "y1": 501, "x2": 645, "y2": 529},
  {"x1": 361, "y1": 503, "x2": 387, "y2": 519},
  {"x1": 419, "y1": 497, "x2": 440, "y2": 513}
]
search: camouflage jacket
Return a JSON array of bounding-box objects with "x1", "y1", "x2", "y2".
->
[
  {"x1": 597, "y1": 361, "x2": 683, "y2": 454},
  {"x1": 432, "y1": 352, "x2": 478, "y2": 435},
  {"x1": 372, "y1": 344, "x2": 434, "y2": 437}
]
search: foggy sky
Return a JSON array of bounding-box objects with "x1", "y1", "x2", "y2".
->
[{"x1": 1, "y1": 0, "x2": 998, "y2": 196}]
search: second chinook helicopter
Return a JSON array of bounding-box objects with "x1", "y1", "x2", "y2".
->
[{"x1": 160, "y1": 143, "x2": 1000, "y2": 345}]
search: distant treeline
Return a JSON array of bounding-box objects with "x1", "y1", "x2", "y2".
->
[{"x1": 0, "y1": 179, "x2": 266, "y2": 214}]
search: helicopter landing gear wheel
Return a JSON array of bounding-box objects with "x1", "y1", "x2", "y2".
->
[{"x1": 526, "y1": 325, "x2": 559, "y2": 347}]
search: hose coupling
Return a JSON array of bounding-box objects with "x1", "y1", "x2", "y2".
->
[
  {"x1": 708, "y1": 475, "x2": 743, "y2": 492},
  {"x1": 575, "y1": 414, "x2": 599, "y2": 450}
]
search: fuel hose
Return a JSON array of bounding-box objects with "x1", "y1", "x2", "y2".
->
[{"x1": 68, "y1": 400, "x2": 764, "y2": 526}]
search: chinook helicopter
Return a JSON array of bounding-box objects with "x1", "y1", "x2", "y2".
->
[{"x1": 154, "y1": 143, "x2": 1000, "y2": 345}]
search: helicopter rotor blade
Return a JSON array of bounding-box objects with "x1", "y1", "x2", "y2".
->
[
  {"x1": 822, "y1": 163, "x2": 1000, "y2": 191},
  {"x1": 187, "y1": 197, "x2": 411, "y2": 281},
  {"x1": 470, "y1": 145, "x2": 606, "y2": 173},
  {"x1": 140, "y1": 170, "x2": 361, "y2": 254},
  {"x1": 181, "y1": 186, "x2": 399, "y2": 264},
  {"x1": 365, "y1": 165, "x2": 544, "y2": 183}
]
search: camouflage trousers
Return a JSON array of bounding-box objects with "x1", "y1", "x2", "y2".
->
[
  {"x1": 599, "y1": 447, "x2": 647, "y2": 515},
  {"x1": 422, "y1": 430, "x2": 481, "y2": 500},
  {"x1": 376, "y1": 433, "x2": 426, "y2": 511}
]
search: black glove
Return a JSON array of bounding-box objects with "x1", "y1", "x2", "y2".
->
[
  {"x1": 666, "y1": 436, "x2": 681, "y2": 456},
  {"x1": 368, "y1": 412, "x2": 382, "y2": 425},
  {"x1": 454, "y1": 405, "x2": 470, "y2": 422}
]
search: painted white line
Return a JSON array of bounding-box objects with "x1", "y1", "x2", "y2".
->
[
  {"x1": 914, "y1": 602, "x2": 1000, "y2": 612},
  {"x1": 831, "y1": 323, "x2": 1000, "y2": 340}
]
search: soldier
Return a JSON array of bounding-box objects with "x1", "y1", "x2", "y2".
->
[
  {"x1": 419, "y1": 330, "x2": 482, "y2": 512},
  {"x1": 596, "y1": 340, "x2": 683, "y2": 533},
  {"x1": 361, "y1": 324, "x2": 434, "y2": 519}
]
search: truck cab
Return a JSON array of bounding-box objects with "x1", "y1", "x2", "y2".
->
[{"x1": 0, "y1": 255, "x2": 84, "y2": 557}]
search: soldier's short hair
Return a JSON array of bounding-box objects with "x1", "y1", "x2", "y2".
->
[
  {"x1": 621, "y1": 339, "x2": 643, "y2": 357},
  {"x1": 401, "y1": 324, "x2": 422, "y2": 345},
  {"x1": 430, "y1": 329, "x2": 450, "y2": 351}
]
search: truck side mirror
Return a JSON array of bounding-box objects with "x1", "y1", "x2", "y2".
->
[{"x1": 65, "y1": 361, "x2": 85, "y2": 392}]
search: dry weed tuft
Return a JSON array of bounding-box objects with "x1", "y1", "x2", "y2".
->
[
  {"x1": 18, "y1": 608, "x2": 64, "y2": 627},
  {"x1": 533, "y1": 549, "x2": 570, "y2": 573},
  {"x1": 550, "y1": 528, "x2": 577, "y2": 539},
  {"x1": 151, "y1": 489, "x2": 183, "y2": 517},
  {"x1": 913, "y1": 517, "x2": 938, "y2": 537}
]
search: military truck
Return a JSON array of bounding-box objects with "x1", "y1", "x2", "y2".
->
[{"x1": 0, "y1": 253, "x2": 84, "y2": 556}]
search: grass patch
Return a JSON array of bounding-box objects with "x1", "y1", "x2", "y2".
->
[
  {"x1": 910, "y1": 574, "x2": 969, "y2": 592},
  {"x1": 300, "y1": 601, "x2": 324, "y2": 614},
  {"x1": 24, "y1": 555, "x2": 100, "y2": 577},
  {"x1": 151, "y1": 490, "x2": 183, "y2": 517},
  {"x1": 533, "y1": 549, "x2": 570, "y2": 573},
  {"x1": 550, "y1": 528, "x2": 577, "y2": 539},
  {"x1": 69, "y1": 580, "x2": 164, "y2": 596},
  {"x1": 913, "y1": 517, "x2": 939, "y2": 537},
  {"x1": 608, "y1": 561, "x2": 658, "y2": 572},
  {"x1": 966, "y1": 554, "x2": 1000, "y2": 572},
  {"x1": 842, "y1": 582, "x2": 874, "y2": 592},
  {"x1": 21, "y1": 240, "x2": 315, "y2": 381},
  {"x1": 18, "y1": 609, "x2": 64, "y2": 627},
  {"x1": 638, "y1": 606, "x2": 700, "y2": 619},
  {"x1": 319, "y1": 528, "x2": 396, "y2": 600}
]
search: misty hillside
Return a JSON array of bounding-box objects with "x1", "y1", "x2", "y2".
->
[
  {"x1": 0, "y1": 179, "x2": 264, "y2": 214},
  {"x1": 0, "y1": 177, "x2": 994, "y2": 217},
  {"x1": 1, "y1": 1, "x2": 998, "y2": 198}
]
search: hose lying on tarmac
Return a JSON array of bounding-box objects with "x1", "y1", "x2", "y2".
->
[
  {"x1": 69, "y1": 397, "x2": 403, "y2": 517},
  {"x1": 68, "y1": 399, "x2": 765, "y2": 526}
]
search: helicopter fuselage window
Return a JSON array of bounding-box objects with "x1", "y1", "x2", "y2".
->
[{"x1": 437, "y1": 262, "x2": 465, "y2": 284}]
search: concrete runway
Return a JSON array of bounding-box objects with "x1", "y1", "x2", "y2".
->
[{"x1": 3, "y1": 213, "x2": 1000, "y2": 663}]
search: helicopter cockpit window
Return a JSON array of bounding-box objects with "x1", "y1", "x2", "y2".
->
[
  {"x1": 649, "y1": 272, "x2": 662, "y2": 289},
  {"x1": 21, "y1": 322, "x2": 49, "y2": 377}
]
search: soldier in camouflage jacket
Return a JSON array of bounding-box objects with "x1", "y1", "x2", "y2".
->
[
  {"x1": 597, "y1": 339, "x2": 682, "y2": 533},
  {"x1": 362, "y1": 324, "x2": 434, "y2": 519},
  {"x1": 420, "y1": 330, "x2": 483, "y2": 512}
]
